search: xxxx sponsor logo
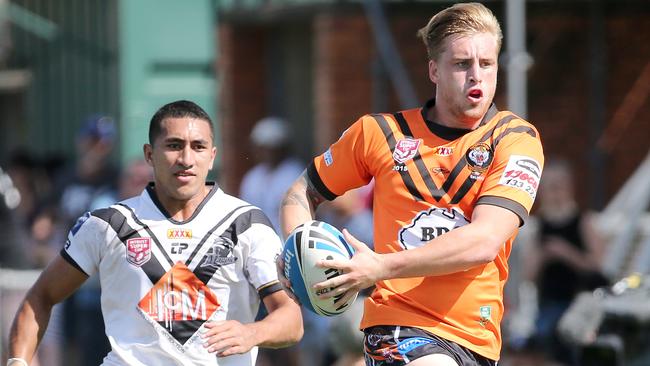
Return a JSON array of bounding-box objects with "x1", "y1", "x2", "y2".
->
[
  {"x1": 434, "y1": 146, "x2": 453, "y2": 156},
  {"x1": 167, "y1": 228, "x2": 192, "y2": 239}
]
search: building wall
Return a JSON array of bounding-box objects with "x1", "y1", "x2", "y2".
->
[
  {"x1": 313, "y1": 12, "x2": 373, "y2": 152},
  {"x1": 525, "y1": 2, "x2": 650, "y2": 209},
  {"x1": 218, "y1": 24, "x2": 268, "y2": 194}
]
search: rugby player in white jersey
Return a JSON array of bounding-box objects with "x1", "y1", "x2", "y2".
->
[{"x1": 7, "y1": 100, "x2": 303, "y2": 366}]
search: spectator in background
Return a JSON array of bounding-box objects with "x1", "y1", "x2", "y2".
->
[
  {"x1": 27, "y1": 207, "x2": 65, "y2": 268},
  {"x1": 240, "y1": 117, "x2": 304, "y2": 366},
  {"x1": 6, "y1": 150, "x2": 68, "y2": 269},
  {"x1": 240, "y1": 117, "x2": 303, "y2": 233},
  {"x1": 6, "y1": 152, "x2": 38, "y2": 232},
  {"x1": 525, "y1": 159, "x2": 609, "y2": 365},
  {"x1": 90, "y1": 158, "x2": 153, "y2": 210},
  {"x1": 56, "y1": 114, "x2": 119, "y2": 225},
  {"x1": 1, "y1": 159, "x2": 63, "y2": 366},
  {"x1": 0, "y1": 165, "x2": 28, "y2": 362},
  {"x1": 0, "y1": 161, "x2": 31, "y2": 269},
  {"x1": 4, "y1": 149, "x2": 70, "y2": 366},
  {"x1": 55, "y1": 114, "x2": 118, "y2": 366}
]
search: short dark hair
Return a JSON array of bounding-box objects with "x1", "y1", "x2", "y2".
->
[{"x1": 148, "y1": 100, "x2": 214, "y2": 145}]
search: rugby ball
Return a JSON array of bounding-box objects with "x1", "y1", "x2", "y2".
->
[{"x1": 282, "y1": 220, "x2": 357, "y2": 316}]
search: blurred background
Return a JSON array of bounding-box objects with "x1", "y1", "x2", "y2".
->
[{"x1": 0, "y1": 0, "x2": 649, "y2": 365}]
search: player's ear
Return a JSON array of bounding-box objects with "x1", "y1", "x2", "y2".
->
[
  {"x1": 209, "y1": 146, "x2": 217, "y2": 170},
  {"x1": 428, "y1": 59, "x2": 438, "y2": 84},
  {"x1": 143, "y1": 144, "x2": 154, "y2": 166}
]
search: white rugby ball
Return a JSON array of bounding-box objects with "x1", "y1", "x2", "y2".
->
[{"x1": 282, "y1": 220, "x2": 357, "y2": 316}]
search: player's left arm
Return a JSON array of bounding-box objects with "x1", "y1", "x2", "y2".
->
[
  {"x1": 314, "y1": 204, "x2": 520, "y2": 298},
  {"x1": 201, "y1": 289, "x2": 302, "y2": 356}
]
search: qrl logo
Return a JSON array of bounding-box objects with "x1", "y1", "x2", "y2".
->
[
  {"x1": 127, "y1": 238, "x2": 151, "y2": 266},
  {"x1": 393, "y1": 138, "x2": 421, "y2": 163}
]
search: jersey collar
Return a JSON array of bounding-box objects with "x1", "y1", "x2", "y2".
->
[
  {"x1": 420, "y1": 98, "x2": 499, "y2": 140},
  {"x1": 145, "y1": 181, "x2": 219, "y2": 224}
]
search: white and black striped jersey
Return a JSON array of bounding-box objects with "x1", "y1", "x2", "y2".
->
[{"x1": 61, "y1": 182, "x2": 283, "y2": 366}]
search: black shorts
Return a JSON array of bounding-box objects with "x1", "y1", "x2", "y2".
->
[{"x1": 363, "y1": 325, "x2": 497, "y2": 366}]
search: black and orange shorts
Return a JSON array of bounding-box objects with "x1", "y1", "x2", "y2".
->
[{"x1": 363, "y1": 325, "x2": 497, "y2": 366}]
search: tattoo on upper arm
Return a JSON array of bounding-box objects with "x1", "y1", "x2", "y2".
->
[{"x1": 280, "y1": 174, "x2": 326, "y2": 214}]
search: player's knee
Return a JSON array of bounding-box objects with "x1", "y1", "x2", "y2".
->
[{"x1": 408, "y1": 353, "x2": 459, "y2": 366}]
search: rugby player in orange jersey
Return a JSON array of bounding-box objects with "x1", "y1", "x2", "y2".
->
[{"x1": 280, "y1": 3, "x2": 543, "y2": 366}]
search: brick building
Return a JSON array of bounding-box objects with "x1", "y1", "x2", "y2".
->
[{"x1": 217, "y1": 0, "x2": 650, "y2": 210}]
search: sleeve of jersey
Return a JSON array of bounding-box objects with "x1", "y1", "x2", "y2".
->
[
  {"x1": 242, "y1": 214, "x2": 284, "y2": 299},
  {"x1": 60, "y1": 213, "x2": 109, "y2": 277},
  {"x1": 308, "y1": 117, "x2": 374, "y2": 200},
  {"x1": 477, "y1": 126, "x2": 544, "y2": 225}
]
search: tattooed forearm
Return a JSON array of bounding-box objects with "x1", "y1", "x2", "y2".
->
[
  {"x1": 280, "y1": 173, "x2": 327, "y2": 215},
  {"x1": 281, "y1": 191, "x2": 311, "y2": 212},
  {"x1": 281, "y1": 174, "x2": 326, "y2": 214},
  {"x1": 280, "y1": 174, "x2": 320, "y2": 238}
]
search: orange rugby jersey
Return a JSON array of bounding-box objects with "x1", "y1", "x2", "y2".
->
[{"x1": 307, "y1": 99, "x2": 544, "y2": 360}]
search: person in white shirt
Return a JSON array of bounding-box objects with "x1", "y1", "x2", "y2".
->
[
  {"x1": 240, "y1": 117, "x2": 303, "y2": 234},
  {"x1": 7, "y1": 100, "x2": 303, "y2": 366}
]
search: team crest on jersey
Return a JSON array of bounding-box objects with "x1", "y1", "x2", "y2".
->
[
  {"x1": 138, "y1": 262, "x2": 220, "y2": 346},
  {"x1": 201, "y1": 237, "x2": 238, "y2": 268},
  {"x1": 126, "y1": 237, "x2": 152, "y2": 266},
  {"x1": 465, "y1": 142, "x2": 493, "y2": 178},
  {"x1": 393, "y1": 138, "x2": 421, "y2": 163}
]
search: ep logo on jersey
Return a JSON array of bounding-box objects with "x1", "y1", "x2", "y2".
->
[{"x1": 126, "y1": 237, "x2": 152, "y2": 266}]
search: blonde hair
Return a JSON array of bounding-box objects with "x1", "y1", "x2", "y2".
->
[{"x1": 417, "y1": 2, "x2": 502, "y2": 60}]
